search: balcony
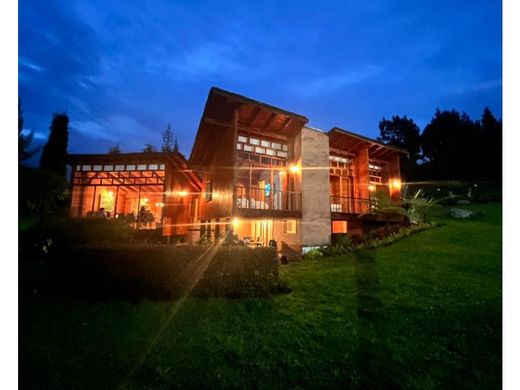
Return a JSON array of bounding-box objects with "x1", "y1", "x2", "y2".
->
[
  {"x1": 234, "y1": 185, "x2": 302, "y2": 218},
  {"x1": 330, "y1": 195, "x2": 372, "y2": 215}
]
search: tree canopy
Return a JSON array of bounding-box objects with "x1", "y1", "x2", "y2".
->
[
  {"x1": 378, "y1": 115, "x2": 421, "y2": 180},
  {"x1": 39, "y1": 113, "x2": 69, "y2": 177},
  {"x1": 18, "y1": 99, "x2": 39, "y2": 163},
  {"x1": 108, "y1": 144, "x2": 121, "y2": 154},
  {"x1": 378, "y1": 108, "x2": 501, "y2": 182}
]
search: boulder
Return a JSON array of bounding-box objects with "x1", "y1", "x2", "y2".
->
[{"x1": 450, "y1": 208, "x2": 475, "y2": 219}]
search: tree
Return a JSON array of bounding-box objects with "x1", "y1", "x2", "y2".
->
[
  {"x1": 108, "y1": 144, "x2": 121, "y2": 154},
  {"x1": 18, "y1": 98, "x2": 39, "y2": 162},
  {"x1": 480, "y1": 107, "x2": 502, "y2": 181},
  {"x1": 421, "y1": 109, "x2": 481, "y2": 180},
  {"x1": 162, "y1": 123, "x2": 174, "y2": 152},
  {"x1": 143, "y1": 143, "x2": 156, "y2": 153},
  {"x1": 378, "y1": 115, "x2": 421, "y2": 180},
  {"x1": 40, "y1": 113, "x2": 69, "y2": 177},
  {"x1": 174, "y1": 137, "x2": 179, "y2": 153}
]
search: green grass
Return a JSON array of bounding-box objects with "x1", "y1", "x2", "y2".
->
[{"x1": 19, "y1": 203, "x2": 502, "y2": 389}]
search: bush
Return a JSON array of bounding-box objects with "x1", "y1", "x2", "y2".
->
[
  {"x1": 19, "y1": 166, "x2": 69, "y2": 216},
  {"x1": 20, "y1": 216, "x2": 134, "y2": 249},
  {"x1": 19, "y1": 245, "x2": 280, "y2": 300},
  {"x1": 303, "y1": 248, "x2": 323, "y2": 259}
]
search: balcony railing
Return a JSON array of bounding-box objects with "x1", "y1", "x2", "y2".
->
[
  {"x1": 330, "y1": 195, "x2": 372, "y2": 214},
  {"x1": 234, "y1": 186, "x2": 301, "y2": 212}
]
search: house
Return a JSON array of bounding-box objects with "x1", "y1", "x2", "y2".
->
[
  {"x1": 66, "y1": 87, "x2": 408, "y2": 255},
  {"x1": 189, "y1": 87, "x2": 408, "y2": 256},
  {"x1": 67, "y1": 151, "x2": 201, "y2": 240}
]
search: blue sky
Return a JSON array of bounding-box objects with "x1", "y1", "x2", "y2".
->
[{"x1": 19, "y1": 0, "x2": 502, "y2": 162}]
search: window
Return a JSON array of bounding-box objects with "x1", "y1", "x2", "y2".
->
[
  {"x1": 238, "y1": 135, "x2": 248, "y2": 143},
  {"x1": 205, "y1": 180, "x2": 213, "y2": 201},
  {"x1": 284, "y1": 219, "x2": 297, "y2": 234}
]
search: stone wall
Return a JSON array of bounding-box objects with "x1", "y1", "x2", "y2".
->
[{"x1": 300, "y1": 127, "x2": 332, "y2": 247}]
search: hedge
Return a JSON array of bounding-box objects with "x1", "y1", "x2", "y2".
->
[{"x1": 20, "y1": 245, "x2": 280, "y2": 300}]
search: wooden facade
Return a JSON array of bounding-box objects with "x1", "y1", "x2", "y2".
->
[
  {"x1": 67, "y1": 87, "x2": 408, "y2": 251},
  {"x1": 67, "y1": 152, "x2": 201, "y2": 238}
]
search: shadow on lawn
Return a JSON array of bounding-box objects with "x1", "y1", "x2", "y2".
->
[{"x1": 355, "y1": 249, "x2": 400, "y2": 390}]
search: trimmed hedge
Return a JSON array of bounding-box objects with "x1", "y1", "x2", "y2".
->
[{"x1": 20, "y1": 245, "x2": 280, "y2": 300}]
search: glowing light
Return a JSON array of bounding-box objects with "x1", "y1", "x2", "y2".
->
[
  {"x1": 176, "y1": 190, "x2": 189, "y2": 197},
  {"x1": 390, "y1": 179, "x2": 402, "y2": 191},
  {"x1": 107, "y1": 190, "x2": 114, "y2": 196},
  {"x1": 368, "y1": 184, "x2": 376, "y2": 192},
  {"x1": 232, "y1": 218, "x2": 240, "y2": 227},
  {"x1": 143, "y1": 197, "x2": 149, "y2": 203},
  {"x1": 155, "y1": 202, "x2": 164, "y2": 207},
  {"x1": 289, "y1": 165, "x2": 300, "y2": 174}
]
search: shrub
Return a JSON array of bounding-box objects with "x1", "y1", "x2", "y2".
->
[
  {"x1": 19, "y1": 165, "x2": 69, "y2": 216},
  {"x1": 20, "y1": 216, "x2": 134, "y2": 250},
  {"x1": 303, "y1": 248, "x2": 324, "y2": 259},
  {"x1": 19, "y1": 245, "x2": 280, "y2": 300}
]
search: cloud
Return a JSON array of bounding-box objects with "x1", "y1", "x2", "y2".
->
[{"x1": 290, "y1": 65, "x2": 383, "y2": 97}]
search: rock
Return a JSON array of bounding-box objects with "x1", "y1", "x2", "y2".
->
[
  {"x1": 456, "y1": 200, "x2": 471, "y2": 205},
  {"x1": 450, "y1": 208, "x2": 475, "y2": 219}
]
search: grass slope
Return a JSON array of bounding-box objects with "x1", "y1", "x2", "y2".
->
[{"x1": 19, "y1": 203, "x2": 501, "y2": 389}]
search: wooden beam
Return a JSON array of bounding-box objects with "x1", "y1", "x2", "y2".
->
[
  {"x1": 204, "y1": 117, "x2": 229, "y2": 127},
  {"x1": 245, "y1": 107, "x2": 262, "y2": 127},
  {"x1": 262, "y1": 112, "x2": 277, "y2": 131},
  {"x1": 278, "y1": 117, "x2": 292, "y2": 134},
  {"x1": 329, "y1": 147, "x2": 356, "y2": 158},
  {"x1": 238, "y1": 127, "x2": 288, "y2": 141}
]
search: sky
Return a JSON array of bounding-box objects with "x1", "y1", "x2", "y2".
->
[{"x1": 19, "y1": 0, "x2": 502, "y2": 164}]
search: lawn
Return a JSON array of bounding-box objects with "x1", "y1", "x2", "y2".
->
[{"x1": 19, "y1": 203, "x2": 502, "y2": 389}]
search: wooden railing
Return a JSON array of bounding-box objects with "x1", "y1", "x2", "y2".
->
[
  {"x1": 234, "y1": 186, "x2": 301, "y2": 212},
  {"x1": 330, "y1": 195, "x2": 372, "y2": 214}
]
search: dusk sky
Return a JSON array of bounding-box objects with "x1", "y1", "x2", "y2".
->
[{"x1": 19, "y1": 0, "x2": 502, "y2": 163}]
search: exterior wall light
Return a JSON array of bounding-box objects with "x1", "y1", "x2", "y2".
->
[
  {"x1": 390, "y1": 179, "x2": 402, "y2": 191},
  {"x1": 289, "y1": 165, "x2": 300, "y2": 174},
  {"x1": 232, "y1": 218, "x2": 240, "y2": 227},
  {"x1": 176, "y1": 190, "x2": 189, "y2": 197},
  {"x1": 368, "y1": 184, "x2": 376, "y2": 192}
]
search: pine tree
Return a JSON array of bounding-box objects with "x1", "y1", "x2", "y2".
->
[
  {"x1": 161, "y1": 123, "x2": 174, "y2": 152},
  {"x1": 39, "y1": 113, "x2": 69, "y2": 177}
]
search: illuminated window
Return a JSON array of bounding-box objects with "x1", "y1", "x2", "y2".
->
[
  {"x1": 272, "y1": 143, "x2": 282, "y2": 150},
  {"x1": 93, "y1": 165, "x2": 102, "y2": 171},
  {"x1": 148, "y1": 164, "x2": 159, "y2": 170},
  {"x1": 276, "y1": 151, "x2": 288, "y2": 158},
  {"x1": 284, "y1": 219, "x2": 297, "y2": 234},
  {"x1": 237, "y1": 143, "x2": 243, "y2": 150},
  {"x1": 255, "y1": 147, "x2": 265, "y2": 154},
  {"x1": 266, "y1": 149, "x2": 275, "y2": 156},
  {"x1": 244, "y1": 145, "x2": 254, "y2": 152},
  {"x1": 137, "y1": 164, "x2": 147, "y2": 170},
  {"x1": 250, "y1": 138, "x2": 260, "y2": 145},
  {"x1": 238, "y1": 135, "x2": 248, "y2": 143},
  {"x1": 159, "y1": 164, "x2": 165, "y2": 170},
  {"x1": 81, "y1": 165, "x2": 91, "y2": 171},
  {"x1": 103, "y1": 165, "x2": 114, "y2": 171},
  {"x1": 115, "y1": 165, "x2": 125, "y2": 171},
  {"x1": 261, "y1": 140, "x2": 270, "y2": 148},
  {"x1": 126, "y1": 164, "x2": 136, "y2": 171}
]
